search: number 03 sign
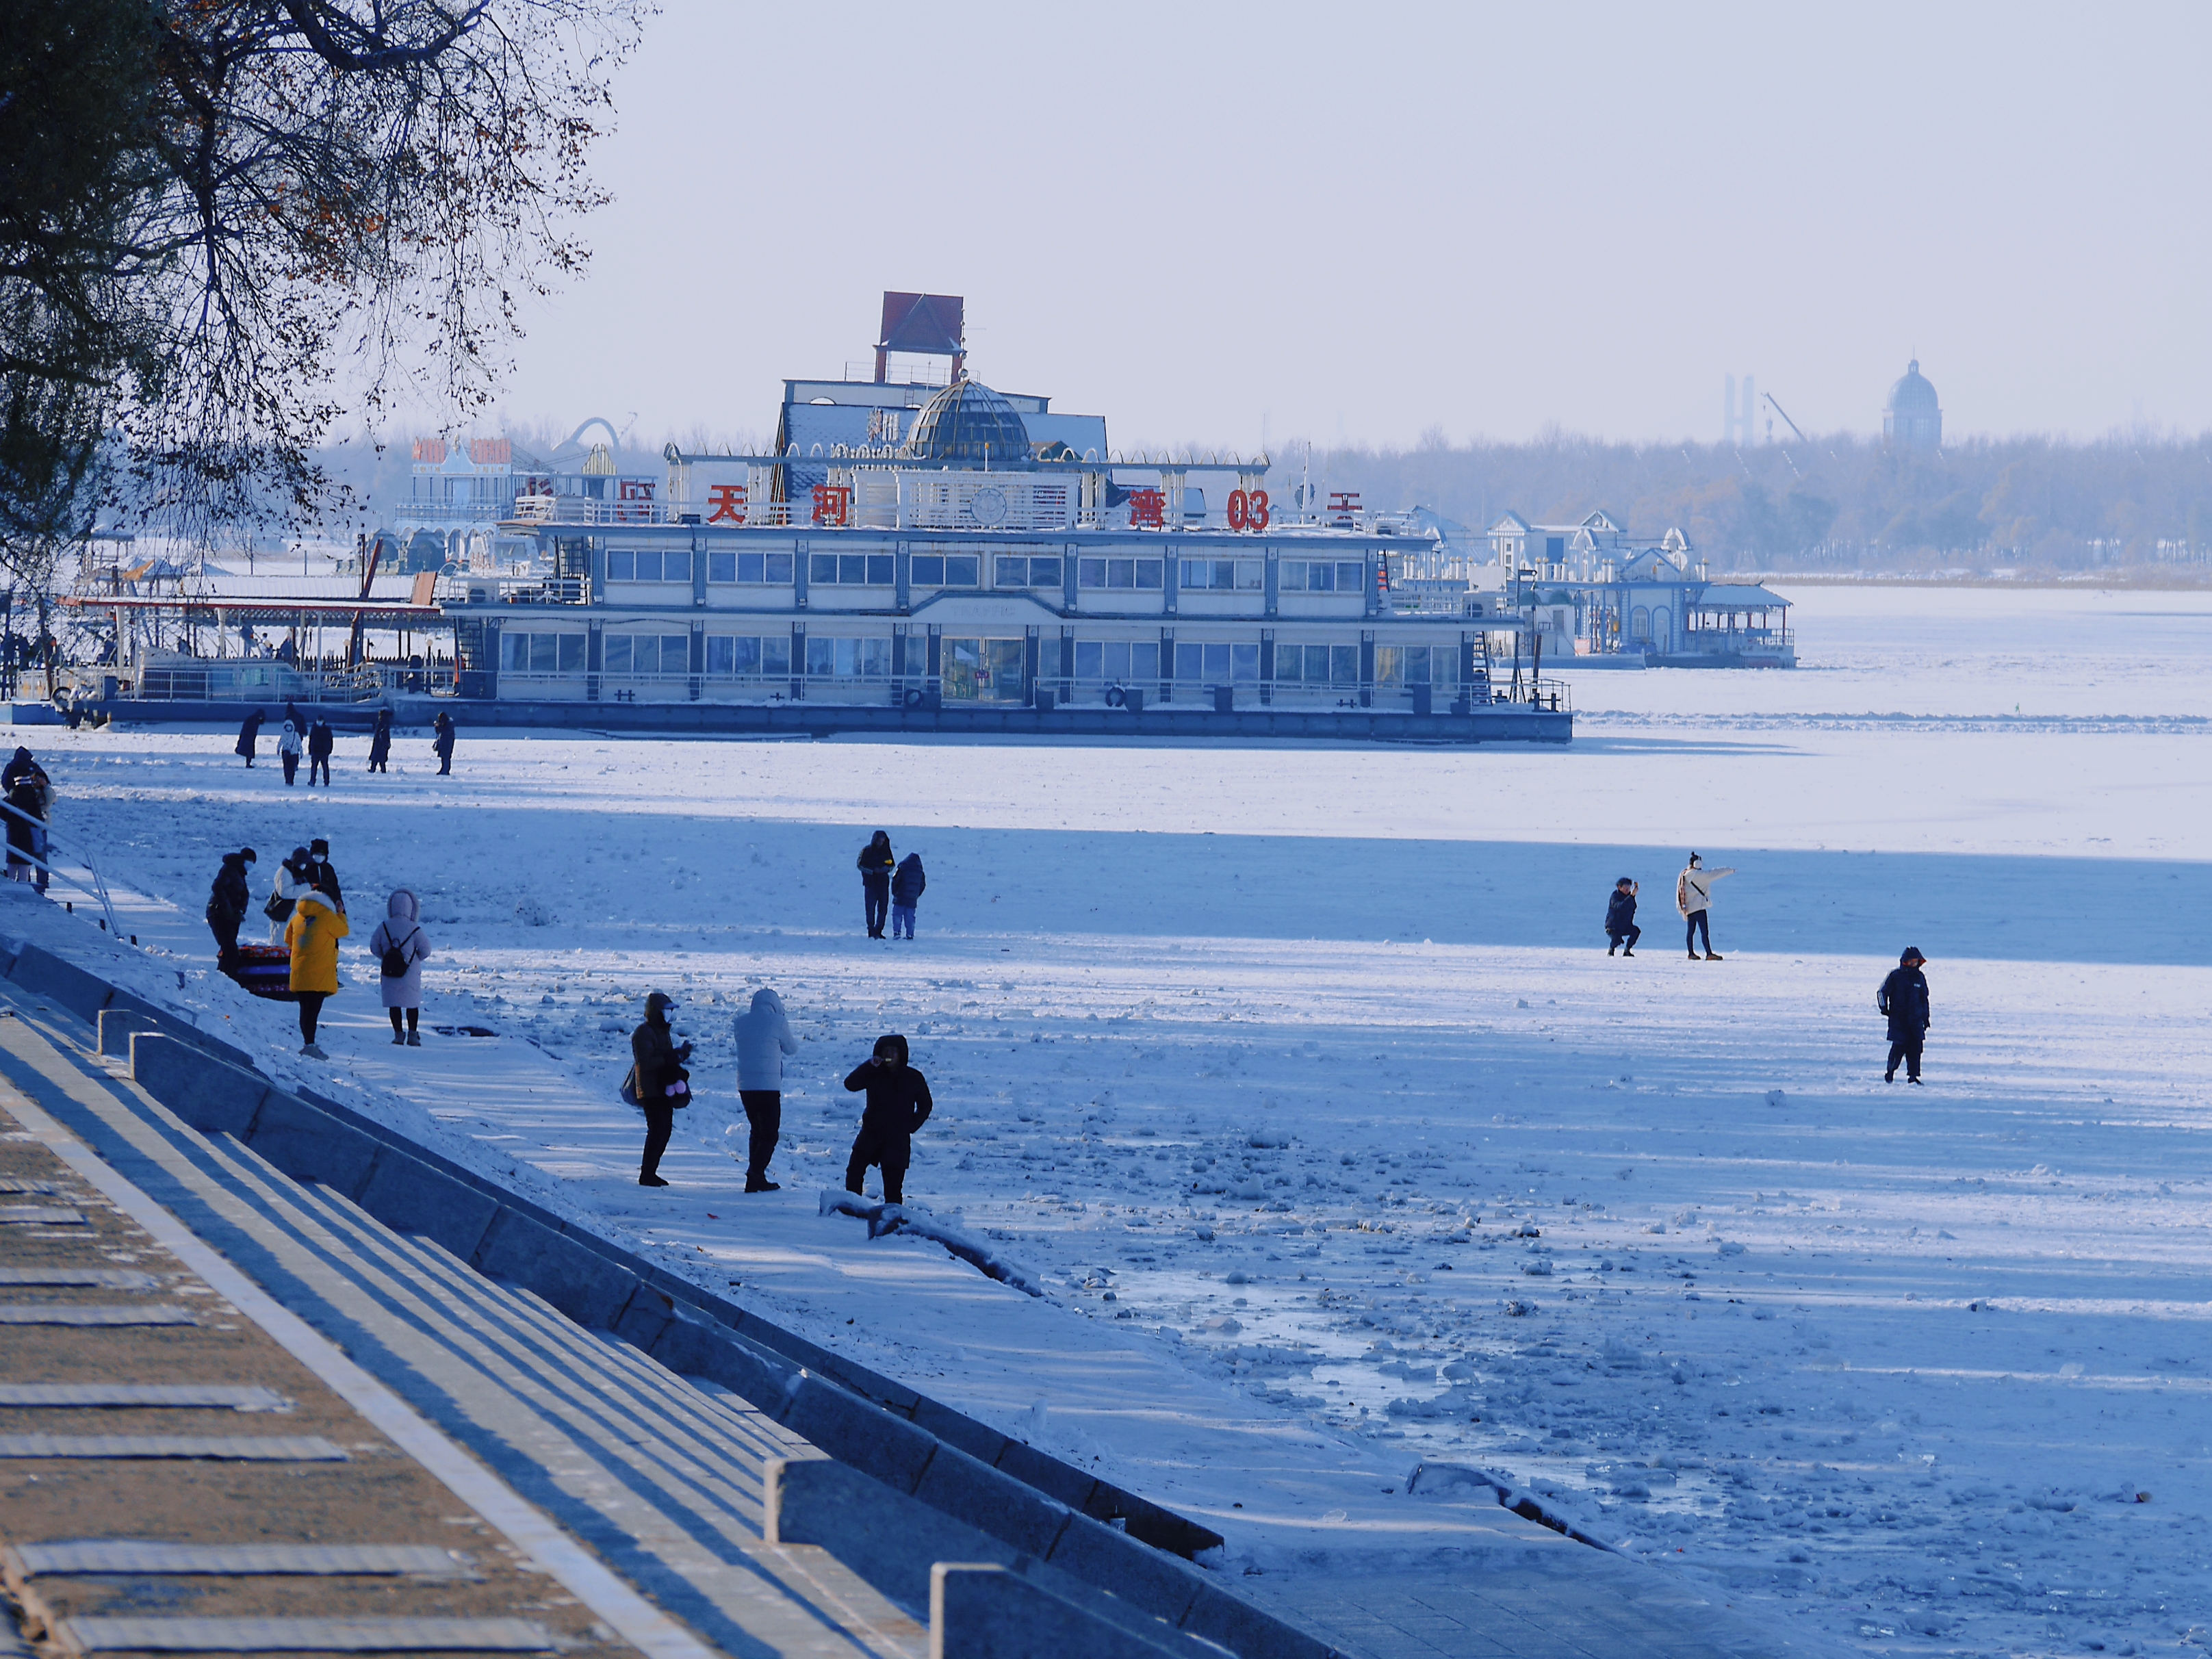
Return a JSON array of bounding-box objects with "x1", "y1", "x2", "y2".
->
[{"x1": 1225, "y1": 489, "x2": 1272, "y2": 531}]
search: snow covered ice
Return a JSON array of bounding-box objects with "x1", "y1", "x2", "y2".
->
[{"x1": 24, "y1": 582, "x2": 2212, "y2": 1658}]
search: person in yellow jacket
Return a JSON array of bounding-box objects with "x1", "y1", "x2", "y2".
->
[{"x1": 285, "y1": 879, "x2": 349, "y2": 1058}]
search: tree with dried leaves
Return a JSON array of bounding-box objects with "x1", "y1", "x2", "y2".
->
[{"x1": 1, "y1": 0, "x2": 648, "y2": 569}]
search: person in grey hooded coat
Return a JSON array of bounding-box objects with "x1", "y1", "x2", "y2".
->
[
  {"x1": 731, "y1": 988, "x2": 798, "y2": 1192},
  {"x1": 367, "y1": 888, "x2": 431, "y2": 1045}
]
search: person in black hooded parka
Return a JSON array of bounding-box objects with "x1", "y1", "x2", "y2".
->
[
  {"x1": 843, "y1": 1033, "x2": 931, "y2": 1206},
  {"x1": 856, "y1": 830, "x2": 894, "y2": 938},
  {"x1": 206, "y1": 848, "x2": 257, "y2": 966},
  {"x1": 367, "y1": 708, "x2": 393, "y2": 773},
  {"x1": 630, "y1": 992, "x2": 692, "y2": 1187},
  {"x1": 235, "y1": 709, "x2": 264, "y2": 767},
  {"x1": 1877, "y1": 947, "x2": 1932, "y2": 1084}
]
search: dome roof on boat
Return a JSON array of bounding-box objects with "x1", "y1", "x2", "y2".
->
[{"x1": 902, "y1": 378, "x2": 1035, "y2": 469}]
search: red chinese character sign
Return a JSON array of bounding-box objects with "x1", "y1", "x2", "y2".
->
[
  {"x1": 1226, "y1": 489, "x2": 1272, "y2": 532},
  {"x1": 706, "y1": 483, "x2": 747, "y2": 524},
  {"x1": 1127, "y1": 488, "x2": 1166, "y2": 529},
  {"x1": 811, "y1": 485, "x2": 851, "y2": 528},
  {"x1": 1328, "y1": 490, "x2": 1361, "y2": 526}
]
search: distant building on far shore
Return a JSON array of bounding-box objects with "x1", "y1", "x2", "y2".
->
[{"x1": 1884, "y1": 359, "x2": 1943, "y2": 451}]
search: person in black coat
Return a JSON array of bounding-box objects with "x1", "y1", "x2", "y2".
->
[
  {"x1": 306, "y1": 717, "x2": 335, "y2": 787},
  {"x1": 304, "y1": 837, "x2": 343, "y2": 909},
  {"x1": 1878, "y1": 947, "x2": 1932, "y2": 1083},
  {"x1": 630, "y1": 991, "x2": 693, "y2": 1187},
  {"x1": 235, "y1": 709, "x2": 265, "y2": 767},
  {"x1": 843, "y1": 1033, "x2": 932, "y2": 1206},
  {"x1": 432, "y1": 710, "x2": 455, "y2": 775},
  {"x1": 367, "y1": 708, "x2": 393, "y2": 773},
  {"x1": 1605, "y1": 877, "x2": 1640, "y2": 957},
  {"x1": 205, "y1": 847, "x2": 256, "y2": 967},
  {"x1": 856, "y1": 830, "x2": 894, "y2": 938}
]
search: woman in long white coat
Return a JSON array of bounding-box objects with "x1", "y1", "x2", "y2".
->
[{"x1": 368, "y1": 888, "x2": 432, "y2": 1046}]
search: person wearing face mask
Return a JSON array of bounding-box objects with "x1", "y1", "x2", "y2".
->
[
  {"x1": 843, "y1": 1033, "x2": 932, "y2": 1207},
  {"x1": 630, "y1": 991, "x2": 693, "y2": 1187}
]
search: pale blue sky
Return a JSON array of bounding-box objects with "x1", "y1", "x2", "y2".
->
[{"x1": 489, "y1": 1, "x2": 2212, "y2": 450}]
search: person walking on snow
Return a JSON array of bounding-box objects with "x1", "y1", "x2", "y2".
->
[
  {"x1": 1676, "y1": 853, "x2": 1736, "y2": 960},
  {"x1": 732, "y1": 988, "x2": 799, "y2": 1192},
  {"x1": 306, "y1": 717, "x2": 335, "y2": 787},
  {"x1": 205, "y1": 848, "x2": 256, "y2": 967},
  {"x1": 890, "y1": 851, "x2": 926, "y2": 940},
  {"x1": 843, "y1": 1033, "x2": 932, "y2": 1207},
  {"x1": 368, "y1": 888, "x2": 430, "y2": 1046},
  {"x1": 1878, "y1": 947, "x2": 1932, "y2": 1084},
  {"x1": 432, "y1": 710, "x2": 455, "y2": 775},
  {"x1": 857, "y1": 830, "x2": 895, "y2": 938},
  {"x1": 276, "y1": 719, "x2": 304, "y2": 786},
  {"x1": 1605, "y1": 877, "x2": 1641, "y2": 957},
  {"x1": 630, "y1": 992, "x2": 692, "y2": 1187},
  {"x1": 235, "y1": 709, "x2": 264, "y2": 767},
  {"x1": 367, "y1": 708, "x2": 393, "y2": 773},
  {"x1": 285, "y1": 875, "x2": 348, "y2": 1058}
]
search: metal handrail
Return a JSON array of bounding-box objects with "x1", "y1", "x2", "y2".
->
[{"x1": 0, "y1": 798, "x2": 122, "y2": 936}]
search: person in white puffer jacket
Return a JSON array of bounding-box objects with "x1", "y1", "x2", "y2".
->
[
  {"x1": 731, "y1": 988, "x2": 799, "y2": 1192},
  {"x1": 1676, "y1": 853, "x2": 1736, "y2": 960}
]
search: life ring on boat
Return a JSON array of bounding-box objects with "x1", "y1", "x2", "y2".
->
[
  {"x1": 903, "y1": 687, "x2": 926, "y2": 709},
  {"x1": 1105, "y1": 685, "x2": 1127, "y2": 708}
]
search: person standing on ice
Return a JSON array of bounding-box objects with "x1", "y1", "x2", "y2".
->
[
  {"x1": 1676, "y1": 853, "x2": 1735, "y2": 960},
  {"x1": 432, "y1": 710, "x2": 456, "y2": 775},
  {"x1": 630, "y1": 992, "x2": 692, "y2": 1187},
  {"x1": 306, "y1": 717, "x2": 335, "y2": 787},
  {"x1": 889, "y1": 851, "x2": 925, "y2": 940},
  {"x1": 731, "y1": 988, "x2": 799, "y2": 1192},
  {"x1": 856, "y1": 830, "x2": 895, "y2": 938},
  {"x1": 1878, "y1": 947, "x2": 1931, "y2": 1084},
  {"x1": 276, "y1": 719, "x2": 304, "y2": 786},
  {"x1": 235, "y1": 708, "x2": 264, "y2": 767},
  {"x1": 366, "y1": 708, "x2": 393, "y2": 773},
  {"x1": 1605, "y1": 877, "x2": 1641, "y2": 956},
  {"x1": 843, "y1": 1033, "x2": 932, "y2": 1207},
  {"x1": 368, "y1": 888, "x2": 430, "y2": 1047}
]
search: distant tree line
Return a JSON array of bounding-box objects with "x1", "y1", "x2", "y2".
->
[{"x1": 1300, "y1": 432, "x2": 2212, "y2": 572}]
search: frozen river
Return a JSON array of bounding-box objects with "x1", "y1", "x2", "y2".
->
[{"x1": 26, "y1": 582, "x2": 2212, "y2": 1659}]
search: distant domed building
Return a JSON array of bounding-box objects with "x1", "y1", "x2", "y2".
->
[
  {"x1": 1883, "y1": 359, "x2": 1942, "y2": 451},
  {"x1": 901, "y1": 378, "x2": 1035, "y2": 469}
]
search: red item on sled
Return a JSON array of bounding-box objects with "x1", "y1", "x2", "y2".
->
[{"x1": 227, "y1": 943, "x2": 298, "y2": 1001}]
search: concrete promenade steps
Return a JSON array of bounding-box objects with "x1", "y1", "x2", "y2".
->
[
  {"x1": 0, "y1": 948, "x2": 1343, "y2": 1658},
  {"x1": 0, "y1": 1084, "x2": 634, "y2": 1659}
]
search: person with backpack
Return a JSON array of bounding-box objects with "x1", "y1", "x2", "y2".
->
[
  {"x1": 368, "y1": 888, "x2": 430, "y2": 1046},
  {"x1": 630, "y1": 992, "x2": 692, "y2": 1187},
  {"x1": 843, "y1": 1033, "x2": 933, "y2": 1207},
  {"x1": 856, "y1": 830, "x2": 895, "y2": 938},
  {"x1": 1878, "y1": 947, "x2": 1932, "y2": 1084},
  {"x1": 367, "y1": 708, "x2": 393, "y2": 773},
  {"x1": 276, "y1": 719, "x2": 304, "y2": 786},
  {"x1": 307, "y1": 717, "x2": 335, "y2": 787},
  {"x1": 284, "y1": 875, "x2": 348, "y2": 1059},
  {"x1": 235, "y1": 709, "x2": 265, "y2": 767},
  {"x1": 1604, "y1": 877, "x2": 1640, "y2": 956},
  {"x1": 206, "y1": 848, "x2": 257, "y2": 967},
  {"x1": 890, "y1": 851, "x2": 926, "y2": 940},
  {"x1": 266, "y1": 846, "x2": 313, "y2": 941},
  {"x1": 732, "y1": 987, "x2": 799, "y2": 1192},
  {"x1": 1676, "y1": 853, "x2": 1736, "y2": 960},
  {"x1": 432, "y1": 710, "x2": 456, "y2": 776}
]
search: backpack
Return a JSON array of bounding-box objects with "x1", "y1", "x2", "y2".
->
[{"x1": 379, "y1": 927, "x2": 417, "y2": 978}]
